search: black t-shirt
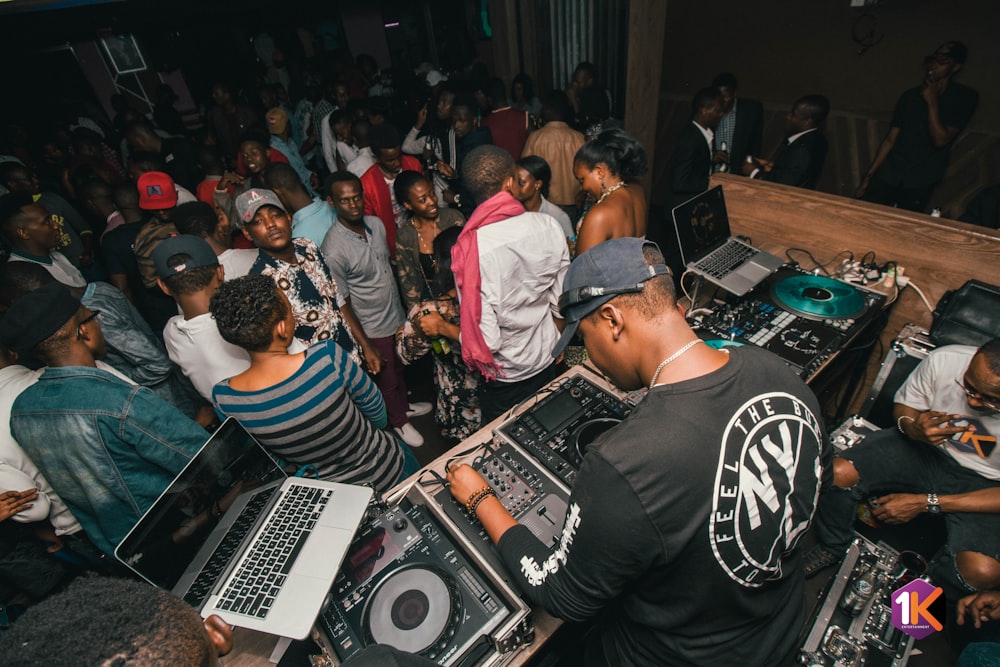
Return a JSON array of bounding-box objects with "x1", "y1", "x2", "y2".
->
[
  {"x1": 102, "y1": 220, "x2": 144, "y2": 290},
  {"x1": 160, "y1": 137, "x2": 204, "y2": 192},
  {"x1": 498, "y1": 346, "x2": 830, "y2": 667},
  {"x1": 101, "y1": 218, "x2": 176, "y2": 334},
  {"x1": 879, "y1": 82, "x2": 978, "y2": 188}
]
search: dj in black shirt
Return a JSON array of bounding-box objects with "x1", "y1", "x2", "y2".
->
[{"x1": 448, "y1": 239, "x2": 830, "y2": 666}]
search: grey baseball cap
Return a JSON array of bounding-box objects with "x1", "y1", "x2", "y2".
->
[
  {"x1": 235, "y1": 188, "x2": 286, "y2": 226},
  {"x1": 552, "y1": 238, "x2": 671, "y2": 357}
]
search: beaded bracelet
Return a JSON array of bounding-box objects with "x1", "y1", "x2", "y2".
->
[{"x1": 465, "y1": 486, "x2": 496, "y2": 517}]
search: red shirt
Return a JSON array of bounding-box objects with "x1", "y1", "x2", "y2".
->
[{"x1": 482, "y1": 108, "x2": 530, "y2": 159}]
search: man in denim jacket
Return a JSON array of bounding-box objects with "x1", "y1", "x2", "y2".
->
[{"x1": 0, "y1": 283, "x2": 208, "y2": 556}]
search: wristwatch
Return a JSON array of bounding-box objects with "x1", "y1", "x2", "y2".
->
[{"x1": 926, "y1": 493, "x2": 942, "y2": 514}]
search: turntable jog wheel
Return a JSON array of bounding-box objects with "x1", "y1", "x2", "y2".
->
[
  {"x1": 771, "y1": 274, "x2": 866, "y2": 320},
  {"x1": 571, "y1": 417, "x2": 622, "y2": 462},
  {"x1": 363, "y1": 564, "x2": 462, "y2": 654}
]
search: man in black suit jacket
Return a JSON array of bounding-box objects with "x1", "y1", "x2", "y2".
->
[
  {"x1": 711, "y1": 73, "x2": 763, "y2": 173},
  {"x1": 744, "y1": 95, "x2": 830, "y2": 190},
  {"x1": 670, "y1": 88, "x2": 725, "y2": 209}
]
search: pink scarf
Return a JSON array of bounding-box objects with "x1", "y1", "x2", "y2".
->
[{"x1": 451, "y1": 191, "x2": 525, "y2": 380}]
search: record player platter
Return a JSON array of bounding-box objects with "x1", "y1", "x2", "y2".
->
[
  {"x1": 364, "y1": 564, "x2": 462, "y2": 654},
  {"x1": 771, "y1": 274, "x2": 866, "y2": 320}
]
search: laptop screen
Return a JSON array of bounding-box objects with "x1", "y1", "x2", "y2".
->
[
  {"x1": 116, "y1": 418, "x2": 285, "y2": 589},
  {"x1": 672, "y1": 185, "x2": 732, "y2": 265}
]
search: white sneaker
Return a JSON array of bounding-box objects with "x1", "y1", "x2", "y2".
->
[
  {"x1": 406, "y1": 402, "x2": 432, "y2": 418},
  {"x1": 394, "y1": 423, "x2": 424, "y2": 447}
]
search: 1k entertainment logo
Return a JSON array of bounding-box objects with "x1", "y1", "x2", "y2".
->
[{"x1": 891, "y1": 579, "x2": 943, "y2": 639}]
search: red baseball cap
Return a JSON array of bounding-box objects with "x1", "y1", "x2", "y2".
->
[{"x1": 137, "y1": 171, "x2": 179, "y2": 210}]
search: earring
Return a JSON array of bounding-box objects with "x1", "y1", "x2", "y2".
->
[{"x1": 600, "y1": 179, "x2": 606, "y2": 194}]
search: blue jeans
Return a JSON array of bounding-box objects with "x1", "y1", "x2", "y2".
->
[{"x1": 395, "y1": 439, "x2": 422, "y2": 485}]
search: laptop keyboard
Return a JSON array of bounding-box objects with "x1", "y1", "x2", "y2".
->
[
  {"x1": 184, "y1": 486, "x2": 277, "y2": 607},
  {"x1": 695, "y1": 241, "x2": 759, "y2": 278},
  {"x1": 215, "y1": 484, "x2": 333, "y2": 618}
]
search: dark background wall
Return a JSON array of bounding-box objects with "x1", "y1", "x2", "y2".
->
[
  {"x1": 649, "y1": 0, "x2": 1000, "y2": 216},
  {"x1": 660, "y1": 0, "x2": 998, "y2": 130}
]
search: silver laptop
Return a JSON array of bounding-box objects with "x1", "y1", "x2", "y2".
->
[
  {"x1": 672, "y1": 185, "x2": 784, "y2": 296},
  {"x1": 115, "y1": 418, "x2": 373, "y2": 640}
]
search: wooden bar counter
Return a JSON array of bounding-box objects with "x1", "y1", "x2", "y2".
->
[{"x1": 709, "y1": 174, "x2": 1000, "y2": 411}]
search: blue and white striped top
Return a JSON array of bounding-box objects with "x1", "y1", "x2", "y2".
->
[{"x1": 212, "y1": 341, "x2": 404, "y2": 492}]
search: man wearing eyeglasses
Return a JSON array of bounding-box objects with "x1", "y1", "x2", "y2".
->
[
  {"x1": 807, "y1": 339, "x2": 1000, "y2": 596},
  {"x1": 0, "y1": 283, "x2": 207, "y2": 557},
  {"x1": 855, "y1": 41, "x2": 978, "y2": 213}
]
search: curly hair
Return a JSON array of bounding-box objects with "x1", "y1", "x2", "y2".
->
[
  {"x1": 573, "y1": 127, "x2": 648, "y2": 181},
  {"x1": 1, "y1": 574, "x2": 210, "y2": 667},
  {"x1": 462, "y1": 145, "x2": 515, "y2": 206},
  {"x1": 209, "y1": 274, "x2": 289, "y2": 352}
]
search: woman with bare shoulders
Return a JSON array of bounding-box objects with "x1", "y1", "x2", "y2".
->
[{"x1": 572, "y1": 127, "x2": 648, "y2": 256}]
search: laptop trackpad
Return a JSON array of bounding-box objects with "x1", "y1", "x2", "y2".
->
[
  {"x1": 291, "y1": 525, "x2": 352, "y2": 579},
  {"x1": 742, "y1": 262, "x2": 772, "y2": 283}
]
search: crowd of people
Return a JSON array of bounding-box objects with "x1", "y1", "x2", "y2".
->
[{"x1": 0, "y1": 35, "x2": 996, "y2": 667}]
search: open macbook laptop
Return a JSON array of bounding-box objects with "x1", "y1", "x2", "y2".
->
[
  {"x1": 672, "y1": 185, "x2": 784, "y2": 296},
  {"x1": 115, "y1": 418, "x2": 373, "y2": 639}
]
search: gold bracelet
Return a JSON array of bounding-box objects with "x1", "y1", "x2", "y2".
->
[{"x1": 465, "y1": 486, "x2": 495, "y2": 516}]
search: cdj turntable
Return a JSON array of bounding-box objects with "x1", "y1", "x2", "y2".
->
[
  {"x1": 494, "y1": 374, "x2": 635, "y2": 486},
  {"x1": 689, "y1": 268, "x2": 887, "y2": 382},
  {"x1": 316, "y1": 486, "x2": 532, "y2": 666},
  {"x1": 798, "y1": 535, "x2": 918, "y2": 666}
]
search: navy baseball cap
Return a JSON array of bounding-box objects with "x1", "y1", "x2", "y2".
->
[
  {"x1": 552, "y1": 238, "x2": 671, "y2": 357},
  {"x1": 152, "y1": 234, "x2": 219, "y2": 279}
]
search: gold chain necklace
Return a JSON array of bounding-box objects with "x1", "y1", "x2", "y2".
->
[
  {"x1": 595, "y1": 181, "x2": 626, "y2": 206},
  {"x1": 648, "y1": 339, "x2": 703, "y2": 390}
]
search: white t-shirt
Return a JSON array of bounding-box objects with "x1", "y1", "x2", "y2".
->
[
  {"x1": 162, "y1": 312, "x2": 306, "y2": 400},
  {"x1": 383, "y1": 175, "x2": 404, "y2": 227},
  {"x1": 0, "y1": 365, "x2": 81, "y2": 535},
  {"x1": 218, "y1": 248, "x2": 258, "y2": 280},
  {"x1": 94, "y1": 360, "x2": 137, "y2": 384},
  {"x1": 8, "y1": 250, "x2": 86, "y2": 288},
  {"x1": 539, "y1": 196, "x2": 575, "y2": 238},
  {"x1": 896, "y1": 345, "x2": 1000, "y2": 480},
  {"x1": 347, "y1": 148, "x2": 376, "y2": 178},
  {"x1": 163, "y1": 312, "x2": 251, "y2": 401}
]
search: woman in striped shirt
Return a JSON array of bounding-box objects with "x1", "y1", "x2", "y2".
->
[{"x1": 209, "y1": 274, "x2": 418, "y2": 493}]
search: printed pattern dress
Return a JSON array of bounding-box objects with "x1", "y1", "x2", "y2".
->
[{"x1": 395, "y1": 297, "x2": 481, "y2": 440}]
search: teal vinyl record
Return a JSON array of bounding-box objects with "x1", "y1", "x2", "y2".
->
[
  {"x1": 704, "y1": 339, "x2": 745, "y2": 349},
  {"x1": 771, "y1": 274, "x2": 866, "y2": 320}
]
